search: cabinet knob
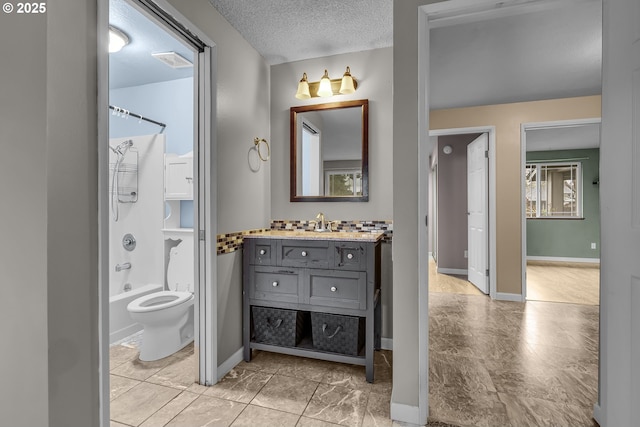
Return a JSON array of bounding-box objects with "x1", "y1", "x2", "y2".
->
[
  {"x1": 259, "y1": 249, "x2": 266, "y2": 255},
  {"x1": 272, "y1": 281, "x2": 279, "y2": 287},
  {"x1": 330, "y1": 286, "x2": 337, "y2": 292},
  {"x1": 301, "y1": 251, "x2": 308, "y2": 257},
  {"x1": 347, "y1": 253, "x2": 354, "y2": 260}
]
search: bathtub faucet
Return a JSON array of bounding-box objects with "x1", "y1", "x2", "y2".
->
[{"x1": 115, "y1": 262, "x2": 131, "y2": 272}]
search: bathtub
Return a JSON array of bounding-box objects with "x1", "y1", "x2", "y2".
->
[{"x1": 109, "y1": 284, "x2": 163, "y2": 344}]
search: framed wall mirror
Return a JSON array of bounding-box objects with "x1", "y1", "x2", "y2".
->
[{"x1": 290, "y1": 99, "x2": 369, "y2": 202}]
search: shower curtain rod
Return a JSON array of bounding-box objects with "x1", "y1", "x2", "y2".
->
[{"x1": 109, "y1": 105, "x2": 167, "y2": 130}]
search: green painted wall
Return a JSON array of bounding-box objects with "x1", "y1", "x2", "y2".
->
[{"x1": 526, "y1": 148, "x2": 600, "y2": 259}]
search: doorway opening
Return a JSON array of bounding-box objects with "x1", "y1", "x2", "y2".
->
[
  {"x1": 100, "y1": 0, "x2": 217, "y2": 424},
  {"x1": 521, "y1": 119, "x2": 602, "y2": 306},
  {"x1": 429, "y1": 127, "x2": 497, "y2": 299}
]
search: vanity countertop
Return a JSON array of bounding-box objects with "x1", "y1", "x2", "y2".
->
[{"x1": 244, "y1": 229, "x2": 384, "y2": 242}]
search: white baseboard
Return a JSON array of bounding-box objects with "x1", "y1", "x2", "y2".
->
[
  {"x1": 381, "y1": 337, "x2": 393, "y2": 350},
  {"x1": 526, "y1": 256, "x2": 600, "y2": 264},
  {"x1": 496, "y1": 292, "x2": 524, "y2": 302},
  {"x1": 593, "y1": 403, "x2": 602, "y2": 425},
  {"x1": 437, "y1": 267, "x2": 468, "y2": 275},
  {"x1": 217, "y1": 347, "x2": 244, "y2": 381},
  {"x1": 390, "y1": 400, "x2": 422, "y2": 426}
]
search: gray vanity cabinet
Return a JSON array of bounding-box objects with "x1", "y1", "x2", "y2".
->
[{"x1": 242, "y1": 233, "x2": 382, "y2": 382}]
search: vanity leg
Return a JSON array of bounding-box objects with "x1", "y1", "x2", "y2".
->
[{"x1": 366, "y1": 316, "x2": 375, "y2": 383}]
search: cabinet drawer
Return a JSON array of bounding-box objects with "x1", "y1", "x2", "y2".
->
[
  {"x1": 334, "y1": 244, "x2": 367, "y2": 270},
  {"x1": 279, "y1": 240, "x2": 330, "y2": 268},
  {"x1": 252, "y1": 241, "x2": 276, "y2": 265},
  {"x1": 307, "y1": 270, "x2": 366, "y2": 310},
  {"x1": 250, "y1": 267, "x2": 301, "y2": 304}
]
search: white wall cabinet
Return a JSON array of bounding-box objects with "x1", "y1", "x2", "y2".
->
[{"x1": 164, "y1": 154, "x2": 193, "y2": 200}]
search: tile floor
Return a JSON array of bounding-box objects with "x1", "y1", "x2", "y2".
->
[
  {"x1": 110, "y1": 265, "x2": 599, "y2": 427},
  {"x1": 110, "y1": 342, "x2": 398, "y2": 427}
]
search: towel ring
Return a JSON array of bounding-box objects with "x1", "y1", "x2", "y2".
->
[{"x1": 254, "y1": 137, "x2": 270, "y2": 162}]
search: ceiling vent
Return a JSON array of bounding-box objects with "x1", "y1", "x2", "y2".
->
[{"x1": 151, "y1": 52, "x2": 193, "y2": 69}]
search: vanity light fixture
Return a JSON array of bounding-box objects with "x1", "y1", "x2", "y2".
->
[
  {"x1": 109, "y1": 25, "x2": 129, "y2": 53},
  {"x1": 295, "y1": 66, "x2": 358, "y2": 99}
]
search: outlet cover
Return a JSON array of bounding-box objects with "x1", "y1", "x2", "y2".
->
[
  {"x1": 591, "y1": 243, "x2": 597, "y2": 249},
  {"x1": 464, "y1": 250, "x2": 468, "y2": 258}
]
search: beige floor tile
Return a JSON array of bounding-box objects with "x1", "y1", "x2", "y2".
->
[
  {"x1": 110, "y1": 344, "x2": 139, "y2": 371},
  {"x1": 164, "y1": 395, "x2": 246, "y2": 427},
  {"x1": 204, "y1": 367, "x2": 272, "y2": 404},
  {"x1": 303, "y1": 383, "x2": 368, "y2": 426},
  {"x1": 498, "y1": 392, "x2": 598, "y2": 427},
  {"x1": 237, "y1": 350, "x2": 296, "y2": 374},
  {"x1": 110, "y1": 382, "x2": 181, "y2": 426},
  {"x1": 526, "y1": 262, "x2": 599, "y2": 306},
  {"x1": 362, "y1": 392, "x2": 392, "y2": 427},
  {"x1": 296, "y1": 417, "x2": 342, "y2": 427},
  {"x1": 139, "y1": 391, "x2": 199, "y2": 427},
  {"x1": 110, "y1": 374, "x2": 141, "y2": 401},
  {"x1": 110, "y1": 421, "x2": 130, "y2": 427},
  {"x1": 231, "y1": 405, "x2": 300, "y2": 427},
  {"x1": 276, "y1": 356, "x2": 336, "y2": 382},
  {"x1": 111, "y1": 353, "x2": 175, "y2": 382},
  {"x1": 321, "y1": 363, "x2": 372, "y2": 393},
  {"x1": 147, "y1": 353, "x2": 197, "y2": 390},
  {"x1": 251, "y1": 374, "x2": 319, "y2": 415}
]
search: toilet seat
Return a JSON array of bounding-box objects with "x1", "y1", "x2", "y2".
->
[{"x1": 127, "y1": 290, "x2": 194, "y2": 313}]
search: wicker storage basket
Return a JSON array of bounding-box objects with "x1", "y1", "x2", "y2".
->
[
  {"x1": 310, "y1": 312, "x2": 365, "y2": 355},
  {"x1": 252, "y1": 306, "x2": 305, "y2": 347}
]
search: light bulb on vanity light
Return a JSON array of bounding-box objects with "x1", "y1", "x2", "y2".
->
[
  {"x1": 339, "y1": 66, "x2": 356, "y2": 94},
  {"x1": 295, "y1": 72, "x2": 311, "y2": 99},
  {"x1": 317, "y1": 69, "x2": 334, "y2": 97}
]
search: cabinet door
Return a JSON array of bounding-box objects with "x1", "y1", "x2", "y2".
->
[{"x1": 165, "y1": 156, "x2": 193, "y2": 199}]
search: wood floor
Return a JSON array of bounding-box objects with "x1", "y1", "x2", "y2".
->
[
  {"x1": 429, "y1": 257, "x2": 600, "y2": 306},
  {"x1": 526, "y1": 261, "x2": 600, "y2": 305}
]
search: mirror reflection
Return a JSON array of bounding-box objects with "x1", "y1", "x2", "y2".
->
[{"x1": 290, "y1": 99, "x2": 368, "y2": 202}]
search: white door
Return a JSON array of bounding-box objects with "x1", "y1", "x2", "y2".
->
[
  {"x1": 599, "y1": 0, "x2": 640, "y2": 424},
  {"x1": 467, "y1": 134, "x2": 489, "y2": 294}
]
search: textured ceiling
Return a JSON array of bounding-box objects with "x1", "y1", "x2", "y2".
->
[{"x1": 208, "y1": 0, "x2": 393, "y2": 65}]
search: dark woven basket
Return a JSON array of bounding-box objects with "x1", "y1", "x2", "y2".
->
[
  {"x1": 252, "y1": 306, "x2": 305, "y2": 347},
  {"x1": 310, "y1": 312, "x2": 365, "y2": 356}
]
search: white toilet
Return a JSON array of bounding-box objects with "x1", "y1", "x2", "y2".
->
[{"x1": 127, "y1": 241, "x2": 194, "y2": 361}]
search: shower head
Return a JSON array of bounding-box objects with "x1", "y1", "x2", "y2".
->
[{"x1": 112, "y1": 139, "x2": 133, "y2": 156}]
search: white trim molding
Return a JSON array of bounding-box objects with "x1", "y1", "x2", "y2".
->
[
  {"x1": 390, "y1": 398, "x2": 422, "y2": 426},
  {"x1": 527, "y1": 256, "x2": 600, "y2": 264},
  {"x1": 381, "y1": 337, "x2": 393, "y2": 351},
  {"x1": 217, "y1": 348, "x2": 244, "y2": 381},
  {"x1": 496, "y1": 292, "x2": 525, "y2": 302},
  {"x1": 437, "y1": 268, "x2": 468, "y2": 275}
]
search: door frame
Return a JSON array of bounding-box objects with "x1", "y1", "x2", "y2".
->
[
  {"x1": 429, "y1": 127, "x2": 497, "y2": 299},
  {"x1": 98, "y1": 1, "x2": 217, "y2": 425},
  {"x1": 520, "y1": 117, "x2": 602, "y2": 300}
]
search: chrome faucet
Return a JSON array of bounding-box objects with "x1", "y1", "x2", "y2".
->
[
  {"x1": 115, "y1": 262, "x2": 131, "y2": 272},
  {"x1": 316, "y1": 212, "x2": 326, "y2": 230}
]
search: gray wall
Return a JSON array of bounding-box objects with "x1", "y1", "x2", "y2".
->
[
  {"x1": 270, "y1": 48, "x2": 394, "y2": 339},
  {"x1": 436, "y1": 134, "x2": 481, "y2": 270},
  {"x1": 0, "y1": 7, "x2": 51, "y2": 427},
  {"x1": 270, "y1": 48, "x2": 393, "y2": 221},
  {"x1": 0, "y1": 1, "x2": 270, "y2": 424},
  {"x1": 165, "y1": 0, "x2": 271, "y2": 367}
]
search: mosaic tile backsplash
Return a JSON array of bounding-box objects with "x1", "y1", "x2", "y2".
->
[{"x1": 216, "y1": 220, "x2": 393, "y2": 255}]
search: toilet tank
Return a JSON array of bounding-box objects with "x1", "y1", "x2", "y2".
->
[{"x1": 166, "y1": 235, "x2": 194, "y2": 292}]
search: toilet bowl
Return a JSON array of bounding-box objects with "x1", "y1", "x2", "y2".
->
[{"x1": 127, "y1": 240, "x2": 194, "y2": 361}]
